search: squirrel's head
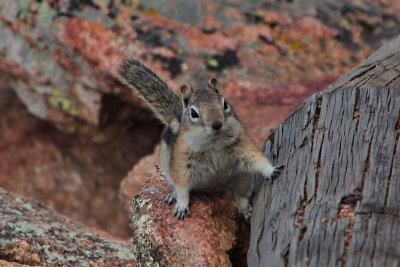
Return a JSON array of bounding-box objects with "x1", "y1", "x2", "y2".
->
[{"x1": 180, "y1": 78, "x2": 241, "y2": 151}]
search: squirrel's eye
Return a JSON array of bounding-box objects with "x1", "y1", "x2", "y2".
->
[
  {"x1": 223, "y1": 99, "x2": 230, "y2": 111},
  {"x1": 190, "y1": 108, "x2": 199, "y2": 119}
]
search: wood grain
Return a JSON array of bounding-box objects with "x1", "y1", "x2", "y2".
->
[{"x1": 249, "y1": 36, "x2": 400, "y2": 267}]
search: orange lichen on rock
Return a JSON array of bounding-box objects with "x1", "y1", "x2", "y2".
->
[{"x1": 60, "y1": 18, "x2": 123, "y2": 74}]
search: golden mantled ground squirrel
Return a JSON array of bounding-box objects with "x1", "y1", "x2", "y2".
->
[{"x1": 118, "y1": 59, "x2": 284, "y2": 221}]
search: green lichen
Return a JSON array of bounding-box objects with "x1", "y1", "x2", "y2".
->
[
  {"x1": 38, "y1": 1, "x2": 56, "y2": 25},
  {"x1": 177, "y1": 48, "x2": 185, "y2": 55},
  {"x1": 18, "y1": 0, "x2": 32, "y2": 19},
  {"x1": 14, "y1": 196, "x2": 23, "y2": 204},
  {"x1": 132, "y1": 214, "x2": 158, "y2": 267},
  {"x1": 67, "y1": 231, "x2": 78, "y2": 239},
  {"x1": 133, "y1": 195, "x2": 151, "y2": 209},
  {"x1": 12, "y1": 222, "x2": 47, "y2": 237},
  {"x1": 1, "y1": 189, "x2": 135, "y2": 266},
  {"x1": 17, "y1": 0, "x2": 34, "y2": 28},
  {"x1": 340, "y1": 18, "x2": 351, "y2": 30},
  {"x1": 208, "y1": 58, "x2": 219, "y2": 68},
  {"x1": 40, "y1": 245, "x2": 79, "y2": 266},
  {"x1": 48, "y1": 89, "x2": 78, "y2": 116},
  {"x1": 21, "y1": 202, "x2": 35, "y2": 212},
  {"x1": 113, "y1": 245, "x2": 133, "y2": 260},
  {"x1": 8, "y1": 196, "x2": 30, "y2": 215},
  {"x1": 4, "y1": 209, "x2": 22, "y2": 216},
  {"x1": 132, "y1": 195, "x2": 160, "y2": 266}
]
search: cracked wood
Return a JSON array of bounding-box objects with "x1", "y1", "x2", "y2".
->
[{"x1": 249, "y1": 35, "x2": 400, "y2": 267}]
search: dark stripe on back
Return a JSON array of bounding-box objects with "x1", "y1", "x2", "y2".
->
[
  {"x1": 163, "y1": 126, "x2": 177, "y2": 147},
  {"x1": 176, "y1": 112, "x2": 182, "y2": 123}
]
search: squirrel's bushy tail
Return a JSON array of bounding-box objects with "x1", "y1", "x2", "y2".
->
[{"x1": 118, "y1": 59, "x2": 182, "y2": 125}]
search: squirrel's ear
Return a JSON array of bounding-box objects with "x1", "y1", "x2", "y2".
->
[
  {"x1": 181, "y1": 84, "x2": 192, "y2": 108},
  {"x1": 207, "y1": 77, "x2": 218, "y2": 93}
]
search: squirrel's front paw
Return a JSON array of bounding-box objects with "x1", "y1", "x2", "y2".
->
[
  {"x1": 173, "y1": 203, "x2": 191, "y2": 220},
  {"x1": 237, "y1": 198, "x2": 252, "y2": 223},
  {"x1": 165, "y1": 192, "x2": 177, "y2": 205},
  {"x1": 268, "y1": 164, "x2": 285, "y2": 181}
]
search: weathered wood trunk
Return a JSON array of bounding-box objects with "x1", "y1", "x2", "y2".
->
[{"x1": 249, "y1": 36, "x2": 400, "y2": 266}]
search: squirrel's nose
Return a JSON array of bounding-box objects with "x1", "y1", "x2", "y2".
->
[{"x1": 211, "y1": 121, "x2": 222, "y2": 130}]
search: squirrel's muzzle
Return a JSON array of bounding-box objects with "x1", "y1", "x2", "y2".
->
[{"x1": 211, "y1": 121, "x2": 223, "y2": 131}]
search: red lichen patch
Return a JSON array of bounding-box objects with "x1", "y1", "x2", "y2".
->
[
  {"x1": 145, "y1": 16, "x2": 238, "y2": 51},
  {"x1": 185, "y1": 29, "x2": 238, "y2": 51},
  {"x1": 260, "y1": 9, "x2": 290, "y2": 25},
  {"x1": 0, "y1": 60, "x2": 31, "y2": 83},
  {"x1": 60, "y1": 18, "x2": 123, "y2": 74},
  {"x1": 296, "y1": 16, "x2": 339, "y2": 40},
  {"x1": 53, "y1": 48, "x2": 81, "y2": 75},
  {"x1": 228, "y1": 23, "x2": 273, "y2": 43}
]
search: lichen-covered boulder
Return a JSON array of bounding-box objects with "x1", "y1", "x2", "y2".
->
[
  {"x1": 131, "y1": 174, "x2": 247, "y2": 266},
  {"x1": 0, "y1": 188, "x2": 135, "y2": 266}
]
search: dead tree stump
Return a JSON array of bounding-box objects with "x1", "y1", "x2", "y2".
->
[{"x1": 248, "y1": 36, "x2": 400, "y2": 266}]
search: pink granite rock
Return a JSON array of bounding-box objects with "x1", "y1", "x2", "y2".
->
[
  {"x1": 0, "y1": 188, "x2": 135, "y2": 266},
  {"x1": 119, "y1": 146, "x2": 160, "y2": 214},
  {"x1": 131, "y1": 174, "x2": 247, "y2": 266}
]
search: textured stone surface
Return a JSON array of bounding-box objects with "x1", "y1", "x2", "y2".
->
[
  {"x1": 119, "y1": 146, "x2": 160, "y2": 214},
  {"x1": 1, "y1": 0, "x2": 399, "y2": 254},
  {"x1": 131, "y1": 174, "x2": 246, "y2": 267},
  {"x1": 2, "y1": 0, "x2": 398, "y2": 131},
  {"x1": 0, "y1": 188, "x2": 135, "y2": 266},
  {"x1": 0, "y1": 259, "x2": 35, "y2": 267},
  {"x1": 0, "y1": 88, "x2": 161, "y2": 239}
]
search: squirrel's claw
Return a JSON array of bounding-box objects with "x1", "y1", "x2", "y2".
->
[
  {"x1": 240, "y1": 205, "x2": 252, "y2": 223},
  {"x1": 275, "y1": 164, "x2": 285, "y2": 171},
  {"x1": 173, "y1": 205, "x2": 191, "y2": 220},
  {"x1": 165, "y1": 192, "x2": 177, "y2": 205},
  {"x1": 269, "y1": 164, "x2": 285, "y2": 181}
]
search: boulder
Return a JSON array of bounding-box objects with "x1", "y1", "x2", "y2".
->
[
  {"x1": 0, "y1": 188, "x2": 135, "y2": 266},
  {"x1": 131, "y1": 174, "x2": 249, "y2": 266}
]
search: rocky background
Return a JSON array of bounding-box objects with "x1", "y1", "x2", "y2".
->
[{"x1": 0, "y1": 0, "x2": 399, "y2": 265}]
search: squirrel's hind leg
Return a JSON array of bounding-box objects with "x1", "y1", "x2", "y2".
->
[{"x1": 229, "y1": 173, "x2": 253, "y2": 223}]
